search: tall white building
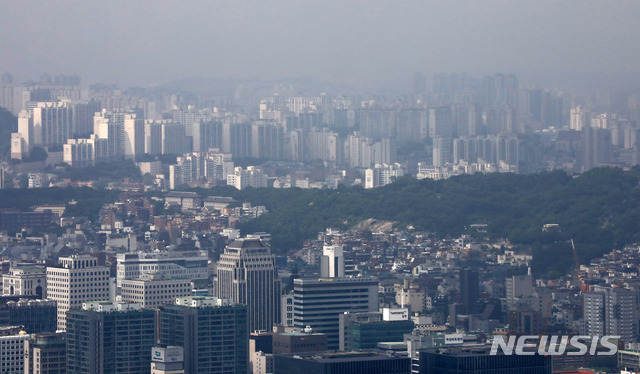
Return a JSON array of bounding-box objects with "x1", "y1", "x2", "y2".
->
[
  {"x1": 217, "y1": 238, "x2": 281, "y2": 333},
  {"x1": 365, "y1": 163, "x2": 405, "y2": 188},
  {"x1": 46, "y1": 255, "x2": 111, "y2": 331},
  {"x1": 123, "y1": 113, "x2": 145, "y2": 160},
  {"x1": 227, "y1": 166, "x2": 267, "y2": 190},
  {"x1": 570, "y1": 106, "x2": 588, "y2": 131},
  {"x1": 32, "y1": 101, "x2": 73, "y2": 147},
  {"x1": 320, "y1": 244, "x2": 345, "y2": 278}
]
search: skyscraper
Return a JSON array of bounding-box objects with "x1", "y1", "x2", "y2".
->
[
  {"x1": 459, "y1": 268, "x2": 479, "y2": 314},
  {"x1": 293, "y1": 277, "x2": 378, "y2": 350},
  {"x1": 66, "y1": 301, "x2": 156, "y2": 374},
  {"x1": 217, "y1": 238, "x2": 281, "y2": 333},
  {"x1": 46, "y1": 255, "x2": 110, "y2": 331},
  {"x1": 159, "y1": 296, "x2": 248, "y2": 374}
]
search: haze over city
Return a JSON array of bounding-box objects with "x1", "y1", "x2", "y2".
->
[{"x1": 2, "y1": 0, "x2": 640, "y2": 87}]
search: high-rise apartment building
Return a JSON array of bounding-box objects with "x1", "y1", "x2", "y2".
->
[
  {"x1": 46, "y1": 255, "x2": 110, "y2": 331},
  {"x1": 159, "y1": 296, "x2": 248, "y2": 374},
  {"x1": 32, "y1": 101, "x2": 73, "y2": 147},
  {"x1": 123, "y1": 113, "x2": 145, "y2": 160},
  {"x1": 217, "y1": 238, "x2": 281, "y2": 333},
  {"x1": 66, "y1": 301, "x2": 156, "y2": 374},
  {"x1": 583, "y1": 285, "x2": 635, "y2": 342},
  {"x1": 293, "y1": 277, "x2": 378, "y2": 350}
]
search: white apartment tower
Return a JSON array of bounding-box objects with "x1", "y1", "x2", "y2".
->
[
  {"x1": 217, "y1": 238, "x2": 281, "y2": 333},
  {"x1": 46, "y1": 255, "x2": 111, "y2": 331}
]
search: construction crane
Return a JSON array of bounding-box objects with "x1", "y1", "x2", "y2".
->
[
  {"x1": 539, "y1": 299, "x2": 553, "y2": 340},
  {"x1": 570, "y1": 239, "x2": 588, "y2": 292}
]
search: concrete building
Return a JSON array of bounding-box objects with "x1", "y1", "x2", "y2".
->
[
  {"x1": 2, "y1": 266, "x2": 46, "y2": 298},
  {"x1": 273, "y1": 351, "x2": 410, "y2": 374},
  {"x1": 24, "y1": 332, "x2": 66, "y2": 374},
  {"x1": 116, "y1": 250, "x2": 209, "y2": 288},
  {"x1": 159, "y1": 297, "x2": 248, "y2": 374},
  {"x1": 66, "y1": 301, "x2": 156, "y2": 374},
  {"x1": 293, "y1": 277, "x2": 378, "y2": 350},
  {"x1": 151, "y1": 346, "x2": 185, "y2": 374},
  {"x1": 419, "y1": 346, "x2": 552, "y2": 374},
  {"x1": 339, "y1": 308, "x2": 413, "y2": 351},
  {"x1": 120, "y1": 274, "x2": 193, "y2": 308},
  {"x1": 320, "y1": 244, "x2": 345, "y2": 278},
  {"x1": 272, "y1": 329, "x2": 328, "y2": 354},
  {"x1": 0, "y1": 298, "x2": 57, "y2": 334},
  {"x1": 46, "y1": 255, "x2": 111, "y2": 331},
  {"x1": 226, "y1": 166, "x2": 267, "y2": 190},
  {"x1": 123, "y1": 113, "x2": 145, "y2": 160},
  {"x1": 0, "y1": 329, "x2": 30, "y2": 373},
  {"x1": 583, "y1": 285, "x2": 635, "y2": 342},
  {"x1": 217, "y1": 238, "x2": 281, "y2": 333}
]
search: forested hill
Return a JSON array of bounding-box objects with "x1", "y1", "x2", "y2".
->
[{"x1": 220, "y1": 167, "x2": 640, "y2": 275}]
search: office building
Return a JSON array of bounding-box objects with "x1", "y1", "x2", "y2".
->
[
  {"x1": 583, "y1": 285, "x2": 635, "y2": 342},
  {"x1": 24, "y1": 332, "x2": 66, "y2": 374},
  {"x1": 293, "y1": 277, "x2": 378, "y2": 350},
  {"x1": 159, "y1": 296, "x2": 248, "y2": 374},
  {"x1": 116, "y1": 250, "x2": 209, "y2": 288},
  {"x1": 273, "y1": 351, "x2": 411, "y2": 374},
  {"x1": 66, "y1": 301, "x2": 156, "y2": 374},
  {"x1": 217, "y1": 238, "x2": 281, "y2": 333},
  {"x1": 46, "y1": 255, "x2": 111, "y2": 331},
  {"x1": 151, "y1": 346, "x2": 185, "y2": 374},
  {"x1": 339, "y1": 308, "x2": 413, "y2": 351},
  {"x1": 272, "y1": 329, "x2": 328, "y2": 354},
  {"x1": 459, "y1": 268, "x2": 479, "y2": 314},
  {"x1": 3, "y1": 265, "x2": 46, "y2": 298},
  {"x1": 0, "y1": 329, "x2": 30, "y2": 373},
  {"x1": 120, "y1": 274, "x2": 192, "y2": 308},
  {"x1": 419, "y1": 347, "x2": 552, "y2": 374},
  {"x1": 0, "y1": 298, "x2": 57, "y2": 333},
  {"x1": 320, "y1": 244, "x2": 345, "y2": 278}
]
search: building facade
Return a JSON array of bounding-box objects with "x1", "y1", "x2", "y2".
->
[
  {"x1": 159, "y1": 297, "x2": 248, "y2": 374},
  {"x1": 46, "y1": 255, "x2": 111, "y2": 331},
  {"x1": 217, "y1": 238, "x2": 281, "y2": 333}
]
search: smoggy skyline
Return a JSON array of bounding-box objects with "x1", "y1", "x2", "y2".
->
[{"x1": 2, "y1": 0, "x2": 639, "y2": 87}]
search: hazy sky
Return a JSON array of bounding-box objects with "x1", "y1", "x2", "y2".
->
[{"x1": 1, "y1": 0, "x2": 639, "y2": 87}]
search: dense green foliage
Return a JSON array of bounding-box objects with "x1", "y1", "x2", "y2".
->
[
  {"x1": 0, "y1": 187, "x2": 119, "y2": 220},
  {"x1": 50, "y1": 160, "x2": 142, "y2": 182},
  {"x1": 0, "y1": 107, "x2": 17, "y2": 158},
  {"x1": 204, "y1": 167, "x2": 640, "y2": 275}
]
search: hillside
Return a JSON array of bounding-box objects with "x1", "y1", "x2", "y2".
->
[{"x1": 210, "y1": 167, "x2": 640, "y2": 275}]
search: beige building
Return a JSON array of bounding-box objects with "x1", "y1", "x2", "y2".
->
[{"x1": 46, "y1": 255, "x2": 110, "y2": 331}]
